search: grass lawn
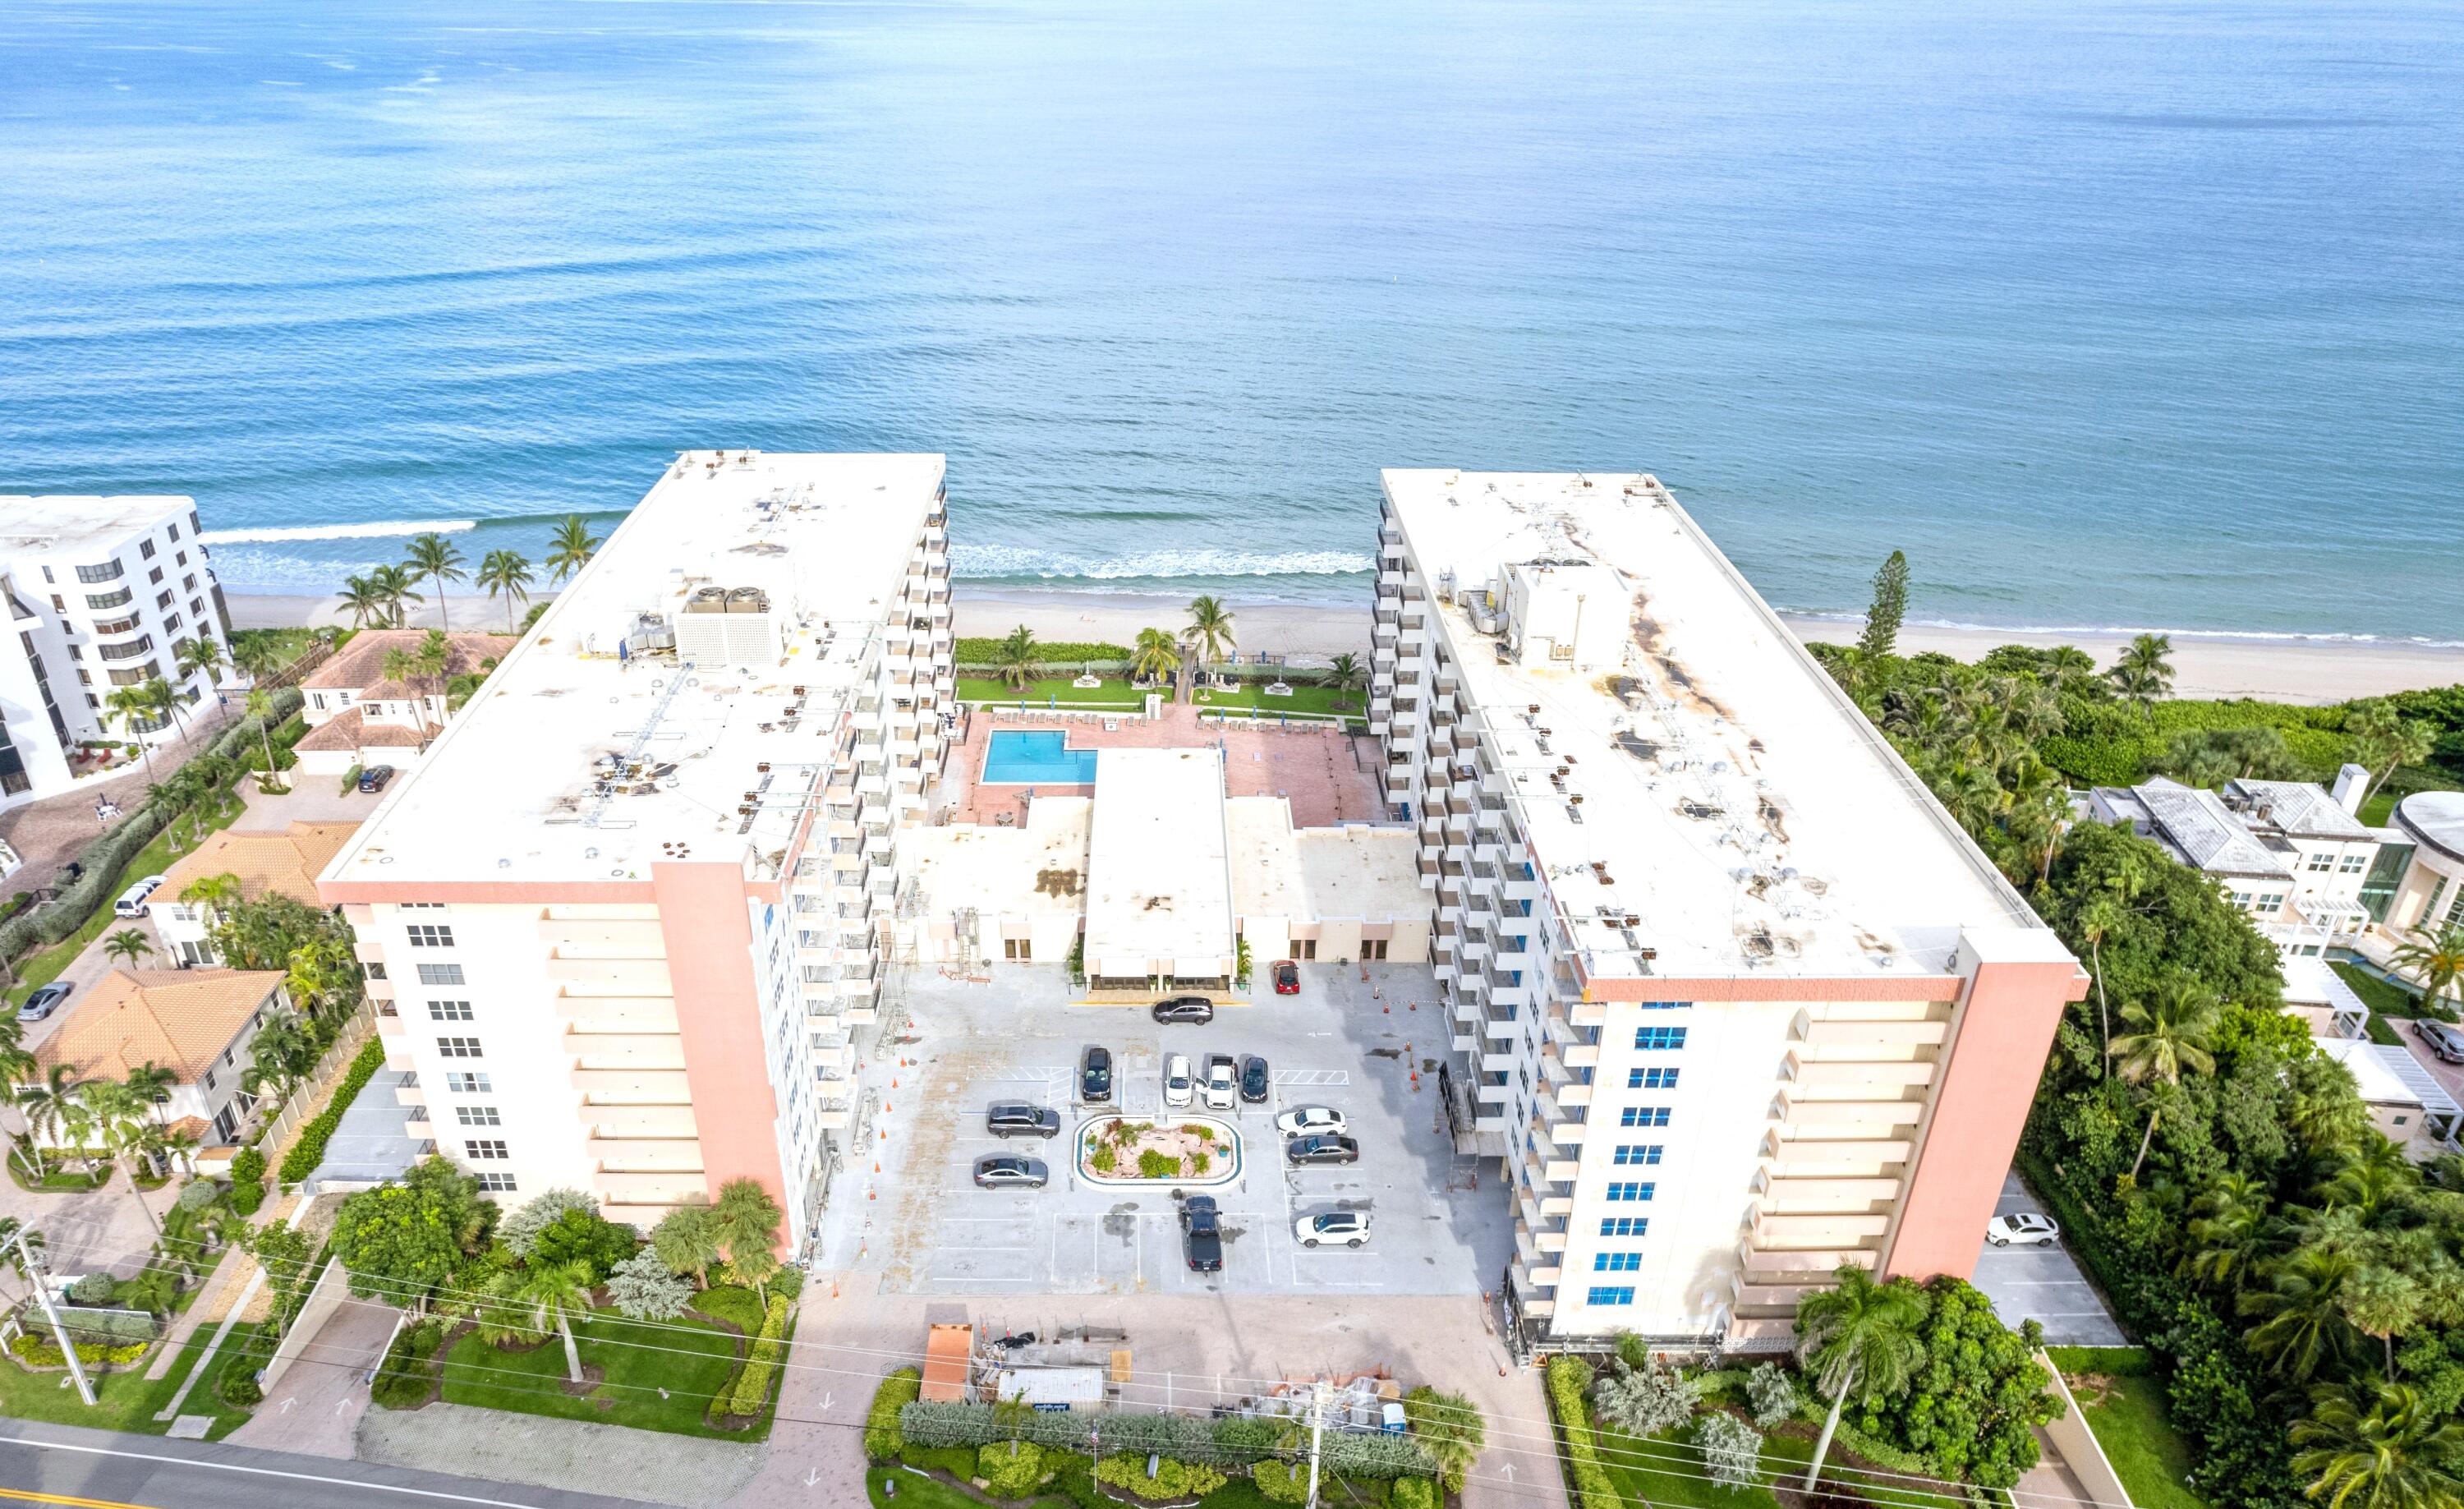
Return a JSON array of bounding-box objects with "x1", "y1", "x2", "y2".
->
[
  {"x1": 1596, "y1": 1421, "x2": 1964, "y2": 1509},
  {"x1": 2066, "y1": 1369, "x2": 2209, "y2": 1509},
  {"x1": 0, "y1": 1320, "x2": 258, "y2": 1439},
  {"x1": 439, "y1": 1306, "x2": 766, "y2": 1440},
  {"x1": 2332, "y1": 959, "x2": 2433, "y2": 1020},
  {"x1": 867, "y1": 1465, "x2": 1069, "y2": 1509},
  {"x1": 958, "y1": 676, "x2": 1150, "y2": 711},
  {"x1": 1189, "y1": 682, "x2": 1363, "y2": 726},
  {"x1": 7, "y1": 791, "x2": 250, "y2": 1007}
]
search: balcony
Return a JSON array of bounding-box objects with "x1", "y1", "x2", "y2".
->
[
  {"x1": 536, "y1": 916, "x2": 664, "y2": 956},
  {"x1": 593, "y1": 1171, "x2": 706, "y2": 1208},
  {"x1": 1758, "y1": 1176, "x2": 1904, "y2": 1212},
  {"x1": 1796, "y1": 1017, "x2": 1949, "y2": 1049},
  {"x1": 590, "y1": 1137, "x2": 705, "y2": 1172},
  {"x1": 1784, "y1": 1055, "x2": 1938, "y2": 1093}
]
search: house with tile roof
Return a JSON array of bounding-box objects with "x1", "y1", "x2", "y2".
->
[
  {"x1": 147, "y1": 821, "x2": 359, "y2": 967},
  {"x1": 31, "y1": 969, "x2": 290, "y2": 1145},
  {"x1": 292, "y1": 629, "x2": 515, "y2": 777}
]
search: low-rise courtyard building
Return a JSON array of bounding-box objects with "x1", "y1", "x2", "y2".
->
[{"x1": 31, "y1": 968, "x2": 291, "y2": 1145}]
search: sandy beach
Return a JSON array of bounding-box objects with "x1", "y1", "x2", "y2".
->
[{"x1": 228, "y1": 587, "x2": 2464, "y2": 706}]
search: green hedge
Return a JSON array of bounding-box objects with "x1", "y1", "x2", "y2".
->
[
  {"x1": 1545, "y1": 1356, "x2": 1616, "y2": 1509},
  {"x1": 2044, "y1": 1345, "x2": 2153, "y2": 1377},
  {"x1": 866, "y1": 1369, "x2": 921, "y2": 1461},
  {"x1": 692, "y1": 1284, "x2": 763, "y2": 1334},
  {"x1": 8, "y1": 1331, "x2": 149, "y2": 1367},
  {"x1": 278, "y1": 1036, "x2": 387, "y2": 1183},
  {"x1": 724, "y1": 1293, "x2": 792, "y2": 1419},
  {"x1": 955, "y1": 637, "x2": 1133, "y2": 665},
  {"x1": 1093, "y1": 1452, "x2": 1226, "y2": 1501},
  {"x1": 371, "y1": 1319, "x2": 446, "y2": 1409},
  {"x1": 899, "y1": 1442, "x2": 980, "y2": 1477}
]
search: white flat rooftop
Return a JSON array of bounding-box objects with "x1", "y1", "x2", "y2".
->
[
  {"x1": 1084, "y1": 748, "x2": 1234, "y2": 978},
  {"x1": 324, "y1": 451, "x2": 943, "y2": 888},
  {"x1": 907, "y1": 799, "x2": 1094, "y2": 920},
  {"x1": 0, "y1": 495, "x2": 191, "y2": 554},
  {"x1": 1384, "y1": 468, "x2": 2042, "y2": 981}
]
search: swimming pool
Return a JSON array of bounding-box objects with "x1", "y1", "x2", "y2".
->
[{"x1": 981, "y1": 730, "x2": 1099, "y2": 785}]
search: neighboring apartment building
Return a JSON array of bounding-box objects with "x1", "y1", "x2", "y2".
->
[
  {"x1": 2380, "y1": 791, "x2": 2464, "y2": 940},
  {"x1": 319, "y1": 452, "x2": 953, "y2": 1249},
  {"x1": 1371, "y1": 469, "x2": 2086, "y2": 1351},
  {"x1": 149, "y1": 821, "x2": 360, "y2": 966},
  {"x1": 292, "y1": 628, "x2": 517, "y2": 776},
  {"x1": 0, "y1": 495, "x2": 232, "y2": 806},
  {"x1": 33, "y1": 968, "x2": 288, "y2": 1145},
  {"x1": 2082, "y1": 772, "x2": 2387, "y2": 958}
]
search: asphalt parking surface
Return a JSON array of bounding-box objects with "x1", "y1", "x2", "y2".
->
[{"x1": 1968, "y1": 1172, "x2": 2129, "y2": 1345}]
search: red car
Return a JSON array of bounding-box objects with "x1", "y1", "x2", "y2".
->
[{"x1": 1272, "y1": 960, "x2": 1300, "y2": 995}]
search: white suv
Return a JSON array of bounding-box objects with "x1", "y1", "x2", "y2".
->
[
  {"x1": 114, "y1": 875, "x2": 167, "y2": 918},
  {"x1": 1163, "y1": 1053, "x2": 1193, "y2": 1109}
]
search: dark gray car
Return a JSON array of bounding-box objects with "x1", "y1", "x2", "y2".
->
[
  {"x1": 2416, "y1": 1019, "x2": 2464, "y2": 1064},
  {"x1": 987, "y1": 1102, "x2": 1063, "y2": 1139}
]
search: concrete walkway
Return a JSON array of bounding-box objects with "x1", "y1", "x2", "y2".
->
[{"x1": 144, "y1": 1243, "x2": 244, "y2": 1381}]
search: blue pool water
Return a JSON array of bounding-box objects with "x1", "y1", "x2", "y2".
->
[{"x1": 982, "y1": 731, "x2": 1099, "y2": 787}]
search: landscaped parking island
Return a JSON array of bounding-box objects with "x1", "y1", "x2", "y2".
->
[{"x1": 1077, "y1": 1116, "x2": 1240, "y2": 1187}]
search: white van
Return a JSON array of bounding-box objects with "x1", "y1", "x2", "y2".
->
[
  {"x1": 113, "y1": 874, "x2": 167, "y2": 918},
  {"x1": 1163, "y1": 1053, "x2": 1193, "y2": 1109}
]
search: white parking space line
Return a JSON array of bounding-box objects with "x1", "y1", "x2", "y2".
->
[{"x1": 1274, "y1": 1070, "x2": 1352, "y2": 1088}]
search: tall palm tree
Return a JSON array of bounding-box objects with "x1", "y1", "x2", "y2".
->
[
  {"x1": 2292, "y1": 1381, "x2": 2464, "y2": 1509},
  {"x1": 381, "y1": 645, "x2": 417, "y2": 700},
  {"x1": 1795, "y1": 1265, "x2": 1928, "y2": 1491},
  {"x1": 2389, "y1": 922, "x2": 2464, "y2": 1019},
  {"x1": 416, "y1": 629, "x2": 451, "y2": 703},
  {"x1": 1130, "y1": 628, "x2": 1182, "y2": 687},
  {"x1": 2108, "y1": 633, "x2": 2175, "y2": 722},
  {"x1": 16, "y1": 1065, "x2": 81, "y2": 1181},
  {"x1": 123, "y1": 1062, "x2": 176, "y2": 1129},
  {"x1": 336, "y1": 575, "x2": 388, "y2": 630},
  {"x1": 1326, "y1": 651, "x2": 1367, "y2": 711},
  {"x1": 174, "y1": 637, "x2": 225, "y2": 708},
  {"x1": 2243, "y1": 1247, "x2": 2366, "y2": 1382},
  {"x1": 243, "y1": 688, "x2": 283, "y2": 789},
  {"x1": 103, "y1": 683, "x2": 163, "y2": 784},
  {"x1": 545, "y1": 516, "x2": 603, "y2": 586},
  {"x1": 2346, "y1": 701, "x2": 2436, "y2": 807},
  {"x1": 1184, "y1": 596, "x2": 1236, "y2": 669},
  {"x1": 516, "y1": 1259, "x2": 596, "y2": 1386},
  {"x1": 710, "y1": 1177, "x2": 782, "y2": 1295},
  {"x1": 144, "y1": 674, "x2": 191, "y2": 748},
  {"x1": 476, "y1": 550, "x2": 534, "y2": 633},
  {"x1": 232, "y1": 633, "x2": 287, "y2": 688},
  {"x1": 2110, "y1": 981, "x2": 2220, "y2": 1179},
  {"x1": 402, "y1": 532, "x2": 467, "y2": 629},
  {"x1": 102, "y1": 929, "x2": 153, "y2": 970},
  {"x1": 84, "y1": 1082, "x2": 159, "y2": 1236},
  {"x1": 2181, "y1": 1171, "x2": 2269, "y2": 1291},
  {"x1": 2074, "y1": 849, "x2": 2149, "y2": 1056},
  {"x1": 992, "y1": 626, "x2": 1043, "y2": 692}
]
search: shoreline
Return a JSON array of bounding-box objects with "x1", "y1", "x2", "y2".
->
[{"x1": 226, "y1": 587, "x2": 2464, "y2": 706}]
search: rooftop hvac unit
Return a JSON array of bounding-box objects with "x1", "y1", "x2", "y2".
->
[{"x1": 676, "y1": 586, "x2": 777, "y2": 667}]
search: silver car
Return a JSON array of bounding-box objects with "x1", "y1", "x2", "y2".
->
[{"x1": 2416, "y1": 1019, "x2": 2464, "y2": 1065}]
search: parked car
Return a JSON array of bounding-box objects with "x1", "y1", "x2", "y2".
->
[
  {"x1": 1180, "y1": 1195, "x2": 1224, "y2": 1272},
  {"x1": 1286, "y1": 1134, "x2": 1360, "y2": 1166},
  {"x1": 986, "y1": 1102, "x2": 1062, "y2": 1139},
  {"x1": 357, "y1": 764, "x2": 396, "y2": 794},
  {"x1": 1152, "y1": 996, "x2": 1214, "y2": 1025},
  {"x1": 1294, "y1": 1211, "x2": 1372, "y2": 1249},
  {"x1": 113, "y1": 875, "x2": 166, "y2": 918},
  {"x1": 19, "y1": 982, "x2": 71, "y2": 1024},
  {"x1": 1271, "y1": 959, "x2": 1300, "y2": 995},
  {"x1": 1276, "y1": 1105, "x2": 1347, "y2": 1138},
  {"x1": 1081, "y1": 1046, "x2": 1114, "y2": 1103},
  {"x1": 974, "y1": 1156, "x2": 1048, "y2": 1189},
  {"x1": 1984, "y1": 1212, "x2": 2061, "y2": 1248},
  {"x1": 1239, "y1": 1055, "x2": 1271, "y2": 1104},
  {"x1": 1202, "y1": 1054, "x2": 1238, "y2": 1110},
  {"x1": 2416, "y1": 1019, "x2": 2464, "y2": 1064},
  {"x1": 1163, "y1": 1053, "x2": 1194, "y2": 1109}
]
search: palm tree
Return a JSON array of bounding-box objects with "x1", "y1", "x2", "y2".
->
[
  {"x1": 652, "y1": 1207, "x2": 724, "y2": 1290},
  {"x1": 244, "y1": 688, "x2": 283, "y2": 789},
  {"x1": 337, "y1": 575, "x2": 388, "y2": 630},
  {"x1": 2181, "y1": 1172, "x2": 2269, "y2": 1291},
  {"x1": 476, "y1": 550, "x2": 534, "y2": 633},
  {"x1": 16, "y1": 1065, "x2": 81, "y2": 1182},
  {"x1": 545, "y1": 516, "x2": 603, "y2": 586},
  {"x1": 471, "y1": 1270, "x2": 540, "y2": 1347},
  {"x1": 2108, "y1": 633, "x2": 2175, "y2": 722},
  {"x1": 2346, "y1": 701, "x2": 2436, "y2": 807},
  {"x1": 2075, "y1": 849, "x2": 2149, "y2": 1056},
  {"x1": 416, "y1": 629, "x2": 452, "y2": 711},
  {"x1": 366, "y1": 564, "x2": 425, "y2": 628},
  {"x1": 84, "y1": 1082, "x2": 159, "y2": 1235},
  {"x1": 175, "y1": 637, "x2": 225, "y2": 708},
  {"x1": 381, "y1": 646, "x2": 417, "y2": 703},
  {"x1": 103, "y1": 683, "x2": 163, "y2": 783},
  {"x1": 123, "y1": 1062, "x2": 176, "y2": 1130},
  {"x1": 2110, "y1": 981, "x2": 2220, "y2": 1179},
  {"x1": 992, "y1": 626, "x2": 1043, "y2": 692},
  {"x1": 1129, "y1": 628, "x2": 1182, "y2": 688},
  {"x1": 1184, "y1": 595, "x2": 1236, "y2": 670},
  {"x1": 517, "y1": 1259, "x2": 596, "y2": 1386},
  {"x1": 143, "y1": 674, "x2": 192, "y2": 749},
  {"x1": 2389, "y1": 922, "x2": 2464, "y2": 1019},
  {"x1": 1795, "y1": 1265, "x2": 1929, "y2": 1492},
  {"x1": 2243, "y1": 1247, "x2": 2366, "y2": 1382},
  {"x1": 710, "y1": 1177, "x2": 783, "y2": 1295},
  {"x1": 102, "y1": 929, "x2": 153, "y2": 970},
  {"x1": 1326, "y1": 651, "x2": 1367, "y2": 711},
  {"x1": 2292, "y1": 1381, "x2": 2464, "y2": 1509},
  {"x1": 402, "y1": 532, "x2": 467, "y2": 629},
  {"x1": 232, "y1": 633, "x2": 287, "y2": 688}
]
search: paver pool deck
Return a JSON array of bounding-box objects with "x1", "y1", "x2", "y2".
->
[{"x1": 942, "y1": 706, "x2": 1385, "y2": 829}]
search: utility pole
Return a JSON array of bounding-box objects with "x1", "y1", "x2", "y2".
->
[
  {"x1": 14, "y1": 1229, "x2": 94, "y2": 1406},
  {"x1": 1304, "y1": 1378, "x2": 1331, "y2": 1508}
]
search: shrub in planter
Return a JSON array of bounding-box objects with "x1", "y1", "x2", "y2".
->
[
  {"x1": 978, "y1": 1440, "x2": 1046, "y2": 1497},
  {"x1": 1253, "y1": 1458, "x2": 1311, "y2": 1503},
  {"x1": 1092, "y1": 1452, "x2": 1225, "y2": 1502},
  {"x1": 1746, "y1": 1361, "x2": 1800, "y2": 1428},
  {"x1": 68, "y1": 1272, "x2": 114, "y2": 1304},
  {"x1": 228, "y1": 1145, "x2": 268, "y2": 1217},
  {"x1": 1389, "y1": 1478, "x2": 1441, "y2": 1509},
  {"x1": 865, "y1": 1369, "x2": 921, "y2": 1461}
]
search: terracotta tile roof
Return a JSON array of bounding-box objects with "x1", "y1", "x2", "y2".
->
[
  {"x1": 34, "y1": 969, "x2": 285, "y2": 1085},
  {"x1": 295, "y1": 708, "x2": 442, "y2": 753},
  {"x1": 159, "y1": 821, "x2": 361, "y2": 908},
  {"x1": 303, "y1": 629, "x2": 517, "y2": 695},
  {"x1": 163, "y1": 1115, "x2": 212, "y2": 1141}
]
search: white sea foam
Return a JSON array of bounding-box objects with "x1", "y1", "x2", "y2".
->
[
  {"x1": 200, "y1": 519, "x2": 476, "y2": 545},
  {"x1": 954, "y1": 545, "x2": 1375, "y2": 581},
  {"x1": 1783, "y1": 611, "x2": 2464, "y2": 651}
]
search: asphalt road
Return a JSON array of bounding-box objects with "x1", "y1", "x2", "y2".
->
[{"x1": 0, "y1": 1420, "x2": 654, "y2": 1509}]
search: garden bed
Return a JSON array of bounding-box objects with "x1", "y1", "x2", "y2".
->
[{"x1": 1076, "y1": 1116, "x2": 1239, "y2": 1186}]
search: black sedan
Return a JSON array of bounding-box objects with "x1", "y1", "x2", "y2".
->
[
  {"x1": 974, "y1": 1156, "x2": 1049, "y2": 1189},
  {"x1": 1285, "y1": 1134, "x2": 1360, "y2": 1166},
  {"x1": 1239, "y1": 1054, "x2": 1271, "y2": 1104},
  {"x1": 1082, "y1": 1046, "x2": 1114, "y2": 1102},
  {"x1": 1180, "y1": 1195, "x2": 1224, "y2": 1272},
  {"x1": 1152, "y1": 996, "x2": 1215, "y2": 1025}
]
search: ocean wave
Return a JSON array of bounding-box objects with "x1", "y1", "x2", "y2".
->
[
  {"x1": 1784, "y1": 611, "x2": 2464, "y2": 651},
  {"x1": 953, "y1": 545, "x2": 1376, "y2": 581},
  {"x1": 201, "y1": 519, "x2": 476, "y2": 545}
]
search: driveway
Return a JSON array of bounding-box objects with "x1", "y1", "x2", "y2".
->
[
  {"x1": 229, "y1": 1292, "x2": 400, "y2": 1460},
  {"x1": 1970, "y1": 1172, "x2": 2128, "y2": 1346},
  {"x1": 0, "y1": 1164, "x2": 180, "y2": 1280}
]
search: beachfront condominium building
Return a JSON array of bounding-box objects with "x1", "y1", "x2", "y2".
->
[
  {"x1": 1371, "y1": 470, "x2": 2087, "y2": 1351},
  {"x1": 0, "y1": 495, "x2": 233, "y2": 805},
  {"x1": 319, "y1": 452, "x2": 954, "y2": 1249}
]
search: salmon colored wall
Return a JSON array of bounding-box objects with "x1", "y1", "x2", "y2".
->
[
  {"x1": 1884, "y1": 956, "x2": 2085, "y2": 1279},
  {"x1": 650, "y1": 862, "x2": 786, "y2": 1230}
]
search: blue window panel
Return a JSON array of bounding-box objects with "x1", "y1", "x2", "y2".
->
[
  {"x1": 1613, "y1": 1144, "x2": 1664, "y2": 1166},
  {"x1": 1605, "y1": 1182, "x2": 1656, "y2": 1202},
  {"x1": 1585, "y1": 1286, "x2": 1636, "y2": 1306},
  {"x1": 1599, "y1": 1217, "x2": 1650, "y2": 1237},
  {"x1": 1593, "y1": 1252, "x2": 1642, "y2": 1272},
  {"x1": 1634, "y1": 1026, "x2": 1688, "y2": 1051},
  {"x1": 1627, "y1": 1067, "x2": 1680, "y2": 1089},
  {"x1": 1620, "y1": 1106, "x2": 1671, "y2": 1128},
  {"x1": 1635, "y1": 1001, "x2": 1692, "y2": 1010}
]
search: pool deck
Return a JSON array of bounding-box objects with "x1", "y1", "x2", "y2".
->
[{"x1": 940, "y1": 707, "x2": 1387, "y2": 830}]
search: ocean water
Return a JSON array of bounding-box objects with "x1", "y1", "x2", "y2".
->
[{"x1": 1, "y1": 0, "x2": 2459, "y2": 642}]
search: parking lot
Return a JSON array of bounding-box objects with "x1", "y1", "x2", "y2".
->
[
  {"x1": 1970, "y1": 1172, "x2": 2128, "y2": 1346},
  {"x1": 825, "y1": 962, "x2": 1506, "y2": 1300}
]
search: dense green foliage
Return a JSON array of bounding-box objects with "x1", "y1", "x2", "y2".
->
[
  {"x1": 1547, "y1": 1355, "x2": 1618, "y2": 1509},
  {"x1": 955, "y1": 637, "x2": 1132, "y2": 665},
  {"x1": 722, "y1": 1293, "x2": 792, "y2": 1418},
  {"x1": 276, "y1": 1037, "x2": 386, "y2": 1182},
  {"x1": 329, "y1": 1156, "x2": 492, "y2": 1309},
  {"x1": 866, "y1": 1369, "x2": 921, "y2": 1461},
  {"x1": 1827, "y1": 1277, "x2": 2059, "y2": 1488},
  {"x1": 1092, "y1": 1452, "x2": 1226, "y2": 1500},
  {"x1": 227, "y1": 1145, "x2": 267, "y2": 1216},
  {"x1": 370, "y1": 1319, "x2": 447, "y2": 1409}
]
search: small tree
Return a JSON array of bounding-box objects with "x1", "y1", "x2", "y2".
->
[
  {"x1": 1855, "y1": 550, "x2": 1909, "y2": 662},
  {"x1": 496, "y1": 1188, "x2": 600, "y2": 1259},
  {"x1": 605, "y1": 1246, "x2": 692, "y2": 1321},
  {"x1": 1745, "y1": 1362, "x2": 1799, "y2": 1428},
  {"x1": 1403, "y1": 1385, "x2": 1484, "y2": 1494},
  {"x1": 1592, "y1": 1355, "x2": 1699, "y2": 1438},
  {"x1": 1694, "y1": 1411, "x2": 1763, "y2": 1492},
  {"x1": 651, "y1": 1205, "x2": 724, "y2": 1288}
]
